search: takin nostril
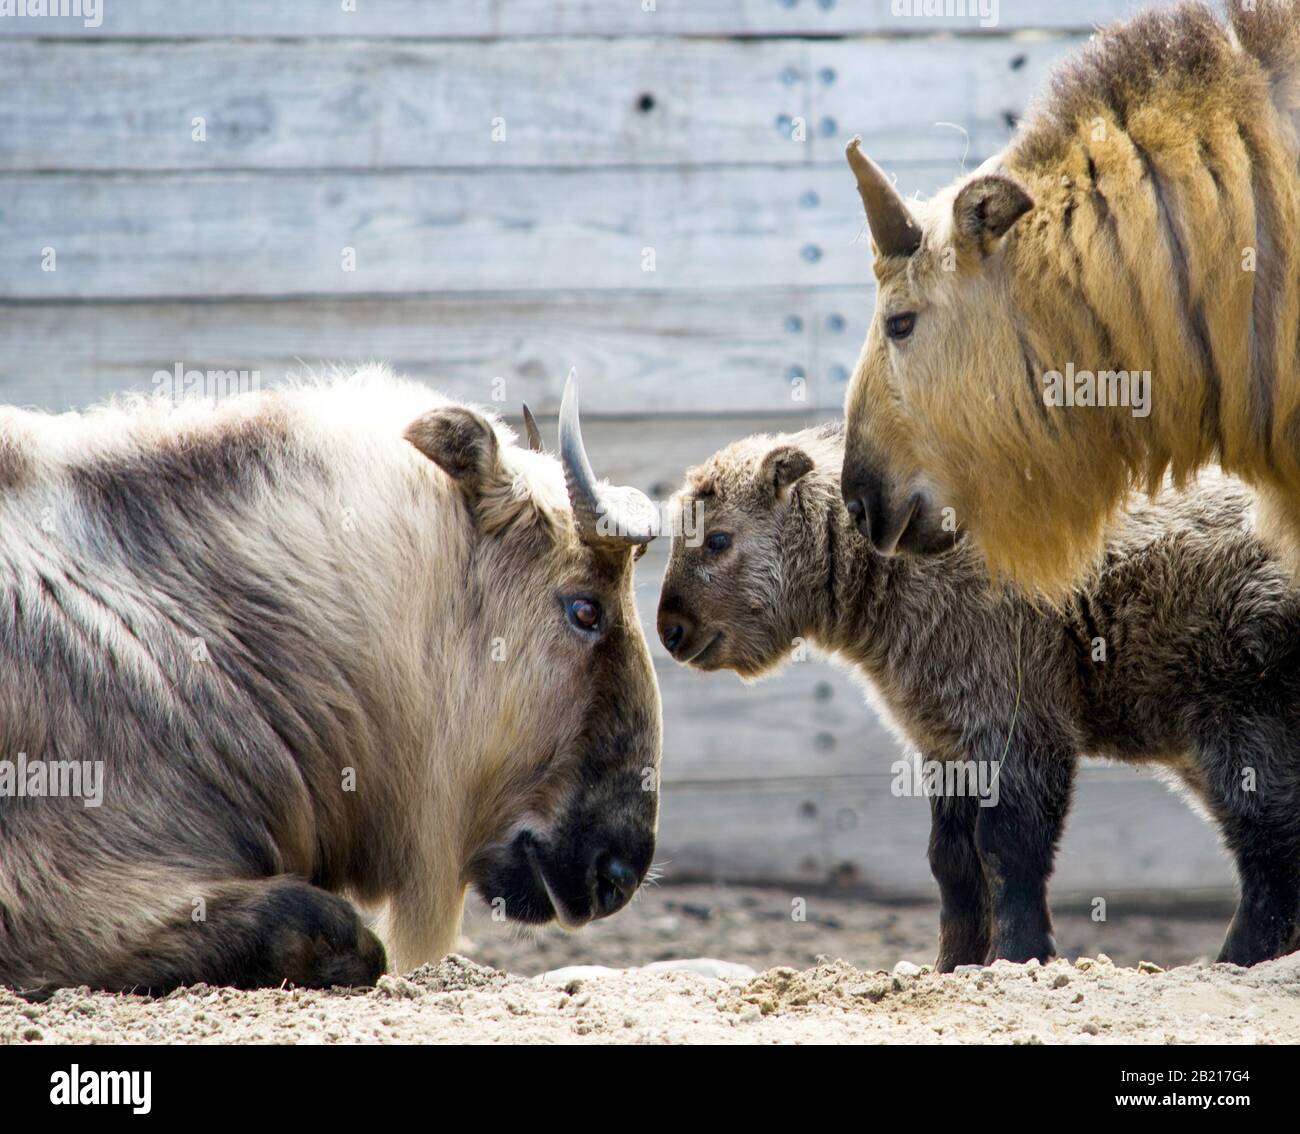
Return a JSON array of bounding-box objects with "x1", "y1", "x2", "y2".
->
[
  {"x1": 593, "y1": 853, "x2": 639, "y2": 917},
  {"x1": 662, "y1": 623, "x2": 685, "y2": 653},
  {"x1": 844, "y1": 496, "x2": 864, "y2": 520}
]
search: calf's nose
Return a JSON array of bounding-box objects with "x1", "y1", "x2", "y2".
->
[
  {"x1": 657, "y1": 610, "x2": 695, "y2": 657},
  {"x1": 592, "y1": 852, "x2": 640, "y2": 918}
]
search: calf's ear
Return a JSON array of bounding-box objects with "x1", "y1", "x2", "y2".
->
[
  {"x1": 952, "y1": 174, "x2": 1033, "y2": 255},
  {"x1": 405, "y1": 406, "x2": 504, "y2": 496},
  {"x1": 758, "y1": 445, "x2": 814, "y2": 503}
]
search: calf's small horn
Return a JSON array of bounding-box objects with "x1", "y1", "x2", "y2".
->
[
  {"x1": 521, "y1": 403, "x2": 544, "y2": 452},
  {"x1": 558, "y1": 374, "x2": 658, "y2": 549},
  {"x1": 846, "y1": 137, "x2": 922, "y2": 258}
]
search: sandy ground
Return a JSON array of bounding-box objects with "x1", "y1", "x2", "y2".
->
[{"x1": 4, "y1": 885, "x2": 1298, "y2": 1045}]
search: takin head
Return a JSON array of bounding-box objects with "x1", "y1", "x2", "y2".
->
[
  {"x1": 406, "y1": 377, "x2": 661, "y2": 932},
  {"x1": 656, "y1": 426, "x2": 846, "y2": 681},
  {"x1": 838, "y1": 0, "x2": 1299, "y2": 595},
  {"x1": 837, "y1": 138, "x2": 1070, "y2": 587}
]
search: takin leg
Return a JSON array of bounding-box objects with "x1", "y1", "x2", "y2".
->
[
  {"x1": 1209, "y1": 771, "x2": 1300, "y2": 966},
  {"x1": 10, "y1": 874, "x2": 386, "y2": 998},
  {"x1": 928, "y1": 789, "x2": 990, "y2": 971},
  {"x1": 94, "y1": 875, "x2": 387, "y2": 996},
  {"x1": 1191, "y1": 727, "x2": 1300, "y2": 966},
  {"x1": 1217, "y1": 843, "x2": 1300, "y2": 967},
  {"x1": 973, "y1": 743, "x2": 1076, "y2": 966}
]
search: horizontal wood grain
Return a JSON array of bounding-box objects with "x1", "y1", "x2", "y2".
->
[
  {"x1": 0, "y1": 291, "x2": 870, "y2": 414},
  {"x1": 0, "y1": 164, "x2": 945, "y2": 299},
  {"x1": 0, "y1": 0, "x2": 1148, "y2": 38},
  {"x1": 658, "y1": 772, "x2": 1235, "y2": 894},
  {"x1": 0, "y1": 39, "x2": 798, "y2": 171},
  {"x1": 0, "y1": 35, "x2": 1078, "y2": 171}
]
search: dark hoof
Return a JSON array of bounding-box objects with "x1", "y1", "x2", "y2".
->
[
  {"x1": 259, "y1": 888, "x2": 387, "y2": 989},
  {"x1": 987, "y1": 933, "x2": 1056, "y2": 966}
]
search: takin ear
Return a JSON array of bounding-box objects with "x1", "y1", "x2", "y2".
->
[
  {"x1": 952, "y1": 174, "x2": 1034, "y2": 255},
  {"x1": 758, "y1": 445, "x2": 814, "y2": 503},
  {"x1": 404, "y1": 406, "x2": 504, "y2": 496}
]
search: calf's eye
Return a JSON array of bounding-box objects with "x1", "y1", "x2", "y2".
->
[
  {"x1": 705, "y1": 532, "x2": 731, "y2": 553},
  {"x1": 566, "y1": 597, "x2": 601, "y2": 632},
  {"x1": 885, "y1": 313, "x2": 917, "y2": 341}
]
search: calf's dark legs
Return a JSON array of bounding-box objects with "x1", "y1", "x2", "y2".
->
[
  {"x1": 1194, "y1": 729, "x2": 1300, "y2": 967},
  {"x1": 973, "y1": 744, "x2": 1075, "y2": 965},
  {"x1": 928, "y1": 790, "x2": 989, "y2": 971},
  {"x1": 1218, "y1": 846, "x2": 1300, "y2": 966}
]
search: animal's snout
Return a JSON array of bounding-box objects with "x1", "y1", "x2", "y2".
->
[
  {"x1": 657, "y1": 605, "x2": 696, "y2": 659},
  {"x1": 843, "y1": 464, "x2": 959, "y2": 559},
  {"x1": 591, "y1": 851, "x2": 640, "y2": 919},
  {"x1": 841, "y1": 474, "x2": 892, "y2": 551}
]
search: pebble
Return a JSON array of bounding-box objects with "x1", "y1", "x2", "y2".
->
[
  {"x1": 642, "y1": 958, "x2": 758, "y2": 981},
  {"x1": 538, "y1": 958, "x2": 758, "y2": 985},
  {"x1": 893, "y1": 960, "x2": 923, "y2": 977},
  {"x1": 536, "y1": 965, "x2": 621, "y2": 985},
  {"x1": 374, "y1": 975, "x2": 421, "y2": 1000}
]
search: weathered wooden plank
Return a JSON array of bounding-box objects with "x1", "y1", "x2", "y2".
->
[
  {"x1": 0, "y1": 0, "x2": 1150, "y2": 39},
  {"x1": 0, "y1": 36, "x2": 1079, "y2": 171},
  {"x1": 652, "y1": 649, "x2": 892, "y2": 782},
  {"x1": 0, "y1": 292, "x2": 868, "y2": 414},
  {"x1": 0, "y1": 39, "x2": 798, "y2": 171},
  {"x1": 0, "y1": 164, "x2": 934, "y2": 299},
  {"x1": 658, "y1": 773, "x2": 1235, "y2": 895},
  {"x1": 567, "y1": 412, "x2": 836, "y2": 494},
  {"x1": 811, "y1": 33, "x2": 1082, "y2": 163}
]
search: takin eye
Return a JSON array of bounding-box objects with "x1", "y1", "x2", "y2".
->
[
  {"x1": 885, "y1": 312, "x2": 917, "y2": 342},
  {"x1": 705, "y1": 531, "x2": 732, "y2": 554},
  {"x1": 565, "y1": 596, "x2": 602, "y2": 633}
]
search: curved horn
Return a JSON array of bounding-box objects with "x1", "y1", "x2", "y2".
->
[
  {"x1": 558, "y1": 374, "x2": 658, "y2": 549},
  {"x1": 521, "y1": 402, "x2": 544, "y2": 452},
  {"x1": 846, "y1": 136, "x2": 922, "y2": 258}
]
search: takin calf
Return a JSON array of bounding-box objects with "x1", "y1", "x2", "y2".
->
[
  {"x1": 0, "y1": 369, "x2": 660, "y2": 995},
  {"x1": 658, "y1": 423, "x2": 1300, "y2": 969}
]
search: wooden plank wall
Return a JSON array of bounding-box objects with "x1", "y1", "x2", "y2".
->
[{"x1": 0, "y1": 0, "x2": 1234, "y2": 898}]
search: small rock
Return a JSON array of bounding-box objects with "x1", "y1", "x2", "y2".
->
[
  {"x1": 1096, "y1": 953, "x2": 1114, "y2": 967},
  {"x1": 954, "y1": 964, "x2": 984, "y2": 975},
  {"x1": 1138, "y1": 960, "x2": 1164, "y2": 974},
  {"x1": 1051, "y1": 973, "x2": 1071, "y2": 989},
  {"x1": 374, "y1": 975, "x2": 420, "y2": 1000},
  {"x1": 536, "y1": 965, "x2": 620, "y2": 985},
  {"x1": 893, "y1": 960, "x2": 923, "y2": 977},
  {"x1": 642, "y1": 958, "x2": 758, "y2": 981}
]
